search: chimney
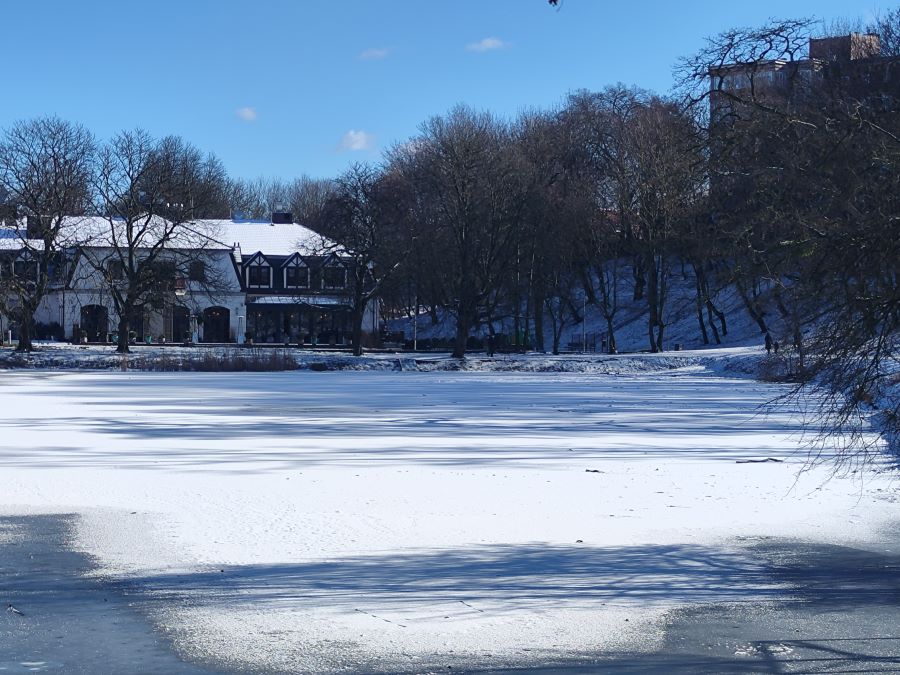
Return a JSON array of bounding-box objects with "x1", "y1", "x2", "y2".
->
[{"x1": 26, "y1": 215, "x2": 45, "y2": 239}]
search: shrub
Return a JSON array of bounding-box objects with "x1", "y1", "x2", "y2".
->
[
  {"x1": 33, "y1": 321, "x2": 65, "y2": 341},
  {"x1": 143, "y1": 348, "x2": 300, "y2": 372}
]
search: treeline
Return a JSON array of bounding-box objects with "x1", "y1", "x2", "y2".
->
[
  {"x1": 680, "y1": 16, "x2": 900, "y2": 460},
  {"x1": 277, "y1": 11, "x2": 900, "y2": 454}
]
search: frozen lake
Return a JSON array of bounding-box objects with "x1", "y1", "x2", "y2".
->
[{"x1": 1, "y1": 367, "x2": 896, "y2": 672}]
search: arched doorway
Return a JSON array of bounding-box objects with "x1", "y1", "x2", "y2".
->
[
  {"x1": 80, "y1": 305, "x2": 108, "y2": 342},
  {"x1": 172, "y1": 306, "x2": 191, "y2": 342},
  {"x1": 201, "y1": 306, "x2": 230, "y2": 343},
  {"x1": 128, "y1": 307, "x2": 145, "y2": 342}
]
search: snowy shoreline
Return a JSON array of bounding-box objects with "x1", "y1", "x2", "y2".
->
[{"x1": 0, "y1": 342, "x2": 768, "y2": 378}]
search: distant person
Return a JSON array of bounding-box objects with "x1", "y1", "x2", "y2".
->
[
  {"x1": 765, "y1": 332, "x2": 773, "y2": 354},
  {"x1": 773, "y1": 340, "x2": 780, "y2": 355}
]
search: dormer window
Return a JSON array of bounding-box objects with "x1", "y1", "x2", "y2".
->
[
  {"x1": 248, "y1": 265, "x2": 270, "y2": 287},
  {"x1": 245, "y1": 254, "x2": 271, "y2": 289},
  {"x1": 322, "y1": 259, "x2": 347, "y2": 290},
  {"x1": 13, "y1": 252, "x2": 37, "y2": 280},
  {"x1": 283, "y1": 254, "x2": 309, "y2": 289},
  {"x1": 285, "y1": 266, "x2": 308, "y2": 289}
]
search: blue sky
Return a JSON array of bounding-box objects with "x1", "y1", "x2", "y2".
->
[{"x1": 3, "y1": 0, "x2": 888, "y2": 180}]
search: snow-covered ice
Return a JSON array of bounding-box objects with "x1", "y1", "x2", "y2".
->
[{"x1": 0, "y1": 357, "x2": 896, "y2": 672}]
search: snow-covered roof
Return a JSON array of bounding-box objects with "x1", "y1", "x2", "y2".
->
[
  {"x1": 0, "y1": 217, "x2": 343, "y2": 257},
  {"x1": 0, "y1": 225, "x2": 39, "y2": 251},
  {"x1": 0, "y1": 216, "x2": 230, "y2": 251},
  {"x1": 248, "y1": 295, "x2": 349, "y2": 306},
  {"x1": 199, "y1": 219, "x2": 339, "y2": 257},
  {"x1": 60, "y1": 216, "x2": 232, "y2": 250}
]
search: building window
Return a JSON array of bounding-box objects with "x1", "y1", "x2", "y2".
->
[
  {"x1": 322, "y1": 265, "x2": 346, "y2": 290},
  {"x1": 47, "y1": 254, "x2": 66, "y2": 282},
  {"x1": 248, "y1": 265, "x2": 270, "y2": 288},
  {"x1": 285, "y1": 265, "x2": 309, "y2": 289},
  {"x1": 106, "y1": 259, "x2": 124, "y2": 281},
  {"x1": 188, "y1": 260, "x2": 206, "y2": 282},
  {"x1": 13, "y1": 258, "x2": 37, "y2": 280},
  {"x1": 152, "y1": 261, "x2": 176, "y2": 281}
]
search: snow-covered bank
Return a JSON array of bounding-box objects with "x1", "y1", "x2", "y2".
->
[
  {"x1": 1, "y1": 367, "x2": 896, "y2": 672},
  {"x1": 0, "y1": 342, "x2": 767, "y2": 378}
]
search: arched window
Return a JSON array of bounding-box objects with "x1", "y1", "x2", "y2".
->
[
  {"x1": 80, "y1": 305, "x2": 109, "y2": 342},
  {"x1": 201, "y1": 306, "x2": 231, "y2": 343}
]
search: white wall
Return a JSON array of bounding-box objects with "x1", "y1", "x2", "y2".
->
[{"x1": 60, "y1": 247, "x2": 245, "y2": 342}]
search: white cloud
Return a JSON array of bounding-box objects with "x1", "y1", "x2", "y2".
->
[
  {"x1": 359, "y1": 47, "x2": 390, "y2": 61},
  {"x1": 235, "y1": 107, "x2": 258, "y2": 122},
  {"x1": 466, "y1": 36, "x2": 508, "y2": 52},
  {"x1": 339, "y1": 130, "x2": 375, "y2": 152}
]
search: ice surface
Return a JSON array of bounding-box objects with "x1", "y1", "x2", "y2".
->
[{"x1": 0, "y1": 359, "x2": 895, "y2": 672}]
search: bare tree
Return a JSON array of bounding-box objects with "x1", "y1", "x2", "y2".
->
[
  {"x1": 391, "y1": 106, "x2": 525, "y2": 358},
  {"x1": 83, "y1": 130, "x2": 230, "y2": 353},
  {"x1": 581, "y1": 212, "x2": 625, "y2": 353},
  {"x1": 0, "y1": 117, "x2": 94, "y2": 351},
  {"x1": 562, "y1": 87, "x2": 651, "y2": 352},
  {"x1": 514, "y1": 110, "x2": 570, "y2": 352},
  {"x1": 624, "y1": 100, "x2": 705, "y2": 352},
  {"x1": 317, "y1": 163, "x2": 411, "y2": 355},
  {"x1": 228, "y1": 175, "x2": 334, "y2": 224},
  {"x1": 870, "y1": 7, "x2": 900, "y2": 56},
  {"x1": 682, "y1": 17, "x2": 900, "y2": 461}
]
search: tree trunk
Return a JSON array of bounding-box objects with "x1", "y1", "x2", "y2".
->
[
  {"x1": 522, "y1": 311, "x2": 531, "y2": 352},
  {"x1": 452, "y1": 318, "x2": 468, "y2": 358},
  {"x1": 693, "y1": 262, "x2": 714, "y2": 345},
  {"x1": 708, "y1": 299, "x2": 727, "y2": 337},
  {"x1": 116, "y1": 314, "x2": 130, "y2": 354},
  {"x1": 452, "y1": 301, "x2": 472, "y2": 359},
  {"x1": 705, "y1": 301, "x2": 722, "y2": 344},
  {"x1": 532, "y1": 296, "x2": 545, "y2": 352},
  {"x1": 513, "y1": 309, "x2": 521, "y2": 351},
  {"x1": 656, "y1": 251, "x2": 669, "y2": 352},
  {"x1": 645, "y1": 252, "x2": 660, "y2": 353},
  {"x1": 736, "y1": 279, "x2": 768, "y2": 335},
  {"x1": 522, "y1": 291, "x2": 532, "y2": 351},
  {"x1": 696, "y1": 266, "x2": 727, "y2": 338},
  {"x1": 695, "y1": 276, "x2": 710, "y2": 345},
  {"x1": 351, "y1": 275, "x2": 367, "y2": 357},
  {"x1": 14, "y1": 309, "x2": 34, "y2": 352},
  {"x1": 486, "y1": 321, "x2": 496, "y2": 357},
  {"x1": 351, "y1": 304, "x2": 365, "y2": 357},
  {"x1": 547, "y1": 301, "x2": 562, "y2": 355},
  {"x1": 632, "y1": 255, "x2": 645, "y2": 301},
  {"x1": 605, "y1": 316, "x2": 617, "y2": 354},
  {"x1": 655, "y1": 321, "x2": 665, "y2": 353},
  {"x1": 794, "y1": 327, "x2": 804, "y2": 372}
]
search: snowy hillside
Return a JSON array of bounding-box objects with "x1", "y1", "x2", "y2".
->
[{"x1": 389, "y1": 266, "x2": 772, "y2": 354}]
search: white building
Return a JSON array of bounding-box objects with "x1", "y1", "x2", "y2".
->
[{"x1": 0, "y1": 214, "x2": 379, "y2": 346}]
